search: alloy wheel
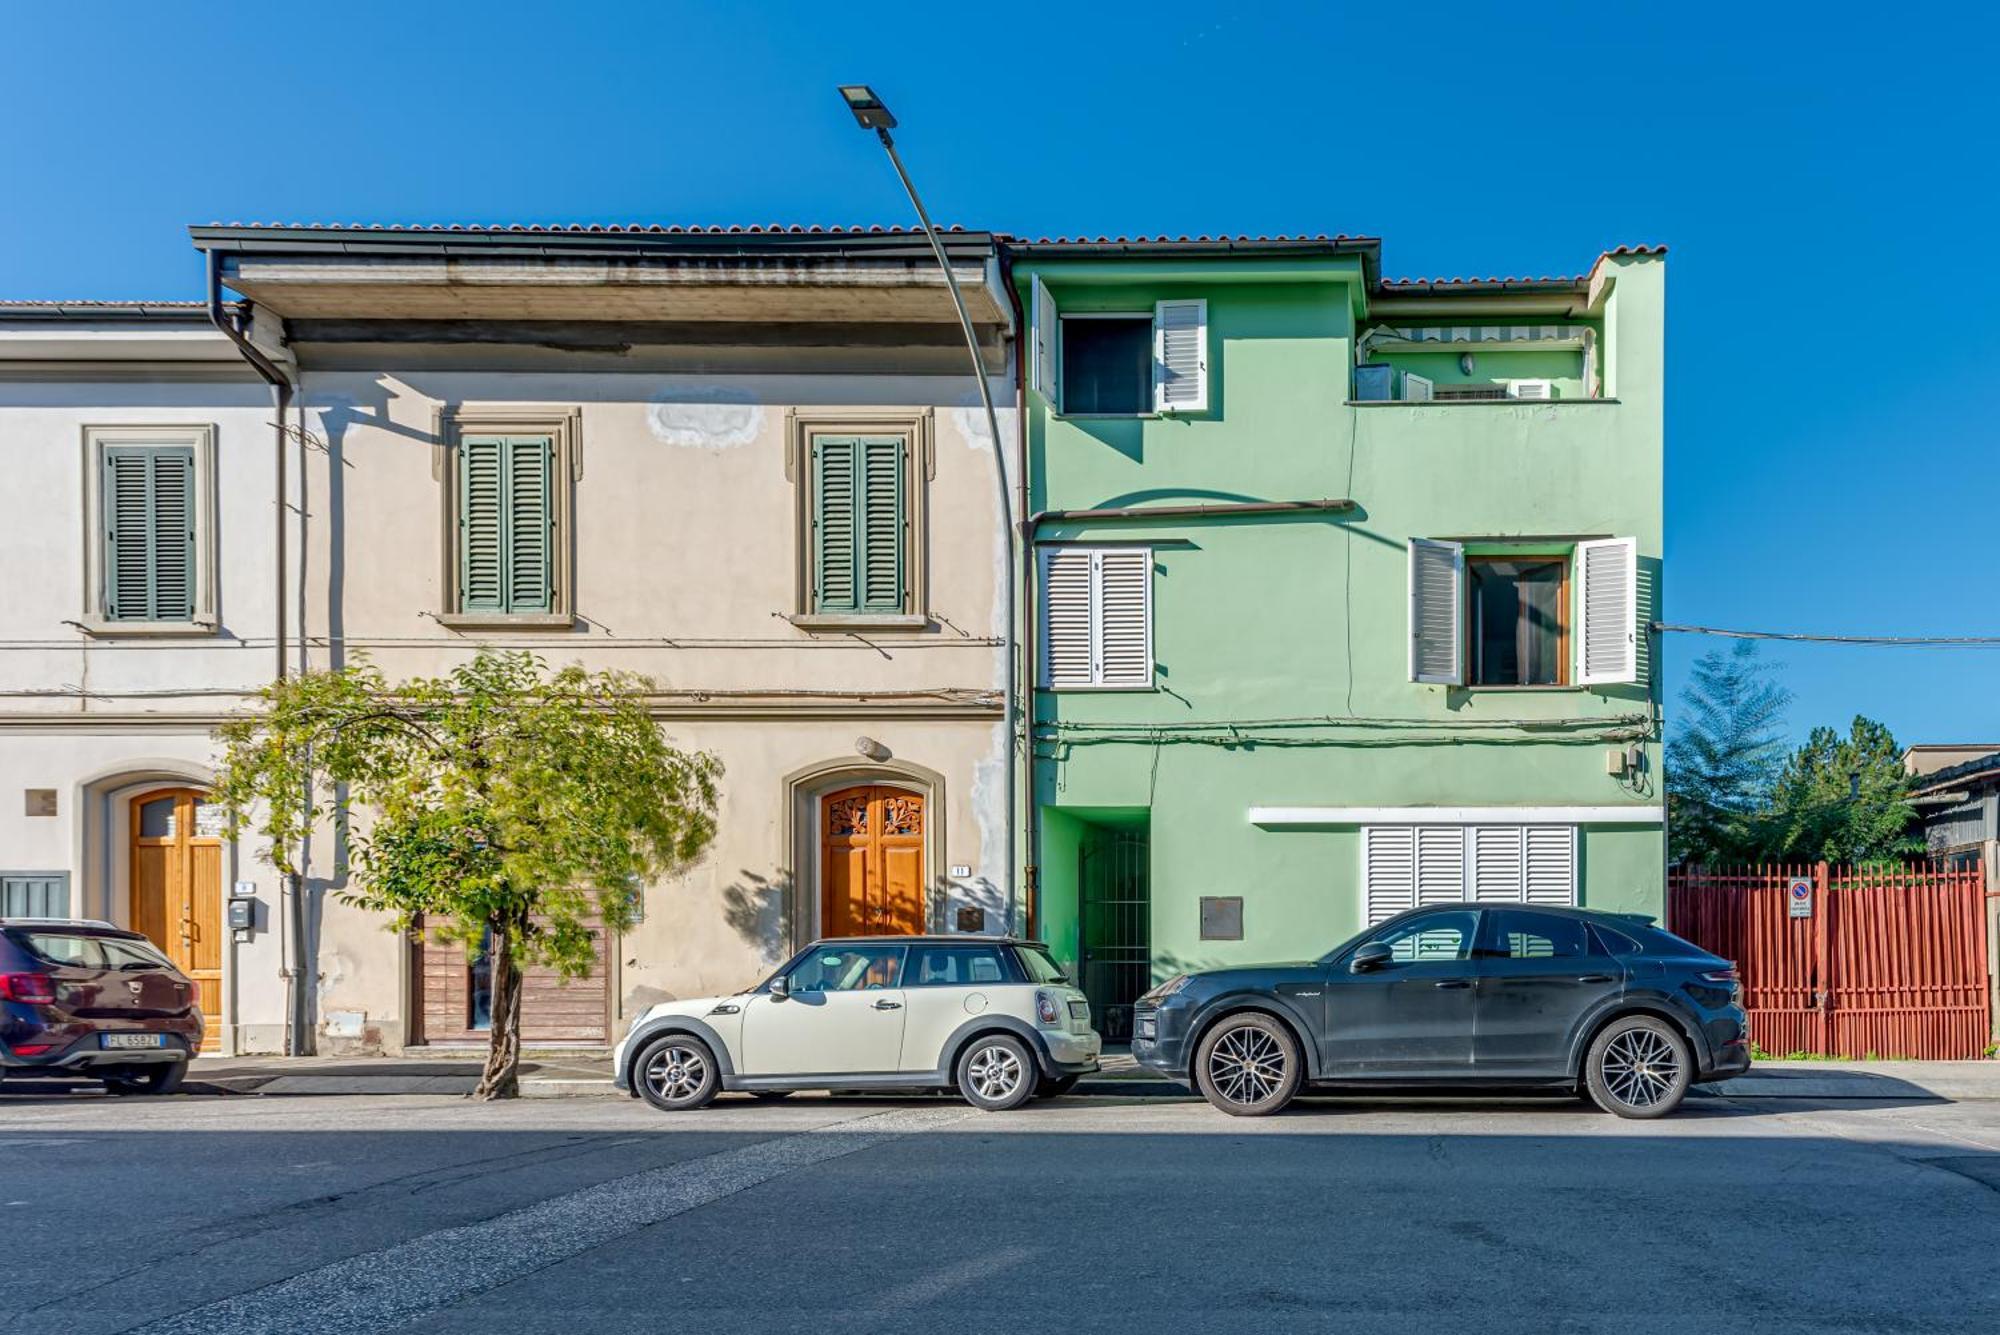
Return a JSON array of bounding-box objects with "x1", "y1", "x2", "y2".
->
[
  {"x1": 967, "y1": 1044, "x2": 1024, "y2": 1102},
  {"x1": 1207, "y1": 1024, "x2": 1288, "y2": 1107},
  {"x1": 1600, "y1": 1027, "x2": 1683, "y2": 1108},
  {"x1": 645, "y1": 1044, "x2": 709, "y2": 1103}
]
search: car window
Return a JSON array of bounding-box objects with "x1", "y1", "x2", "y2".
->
[
  {"x1": 1481, "y1": 911, "x2": 1589, "y2": 959},
  {"x1": 1013, "y1": 945, "x2": 1068, "y2": 985},
  {"x1": 1364, "y1": 911, "x2": 1478, "y2": 963},
  {"x1": 786, "y1": 945, "x2": 905, "y2": 992},
  {"x1": 1590, "y1": 923, "x2": 1646, "y2": 956},
  {"x1": 908, "y1": 945, "x2": 1009, "y2": 987},
  {"x1": 101, "y1": 938, "x2": 174, "y2": 971},
  {"x1": 14, "y1": 931, "x2": 107, "y2": 968}
]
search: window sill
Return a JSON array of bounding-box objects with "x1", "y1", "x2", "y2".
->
[
  {"x1": 1461, "y1": 683, "x2": 1579, "y2": 693},
  {"x1": 789, "y1": 613, "x2": 932, "y2": 634},
  {"x1": 1055, "y1": 411, "x2": 1158, "y2": 421},
  {"x1": 1346, "y1": 398, "x2": 1621, "y2": 408},
  {"x1": 1040, "y1": 683, "x2": 1157, "y2": 693},
  {"x1": 76, "y1": 618, "x2": 219, "y2": 639},
  {"x1": 433, "y1": 613, "x2": 577, "y2": 631}
]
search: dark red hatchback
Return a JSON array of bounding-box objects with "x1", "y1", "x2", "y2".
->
[{"x1": 0, "y1": 919, "x2": 203, "y2": 1094}]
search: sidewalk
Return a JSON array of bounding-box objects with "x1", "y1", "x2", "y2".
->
[{"x1": 171, "y1": 1051, "x2": 2000, "y2": 1102}]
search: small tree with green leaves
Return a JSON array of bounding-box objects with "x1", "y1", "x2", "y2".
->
[
  {"x1": 1665, "y1": 641, "x2": 1792, "y2": 863},
  {"x1": 215, "y1": 651, "x2": 720, "y2": 1098},
  {"x1": 1757, "y1": 716, "x2": 1919, "y2": 865}
]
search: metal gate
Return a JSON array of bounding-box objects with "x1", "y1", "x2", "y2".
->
[
  {"x1": 1668, "y1": 861, "x2": 1990, "y2": 1059},
  {"x1": 1079, "y1": 829, "x2": 1150, "y2": 1043}
]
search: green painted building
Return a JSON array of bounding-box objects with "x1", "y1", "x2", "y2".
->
[{"x1": 1012, "y1": 237, "x2": 1666, "y2": 1038}]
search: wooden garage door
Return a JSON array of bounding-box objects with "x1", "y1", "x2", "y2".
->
[{"x1": 413, "y1": 915, "x2": 610, "y2": 1045}]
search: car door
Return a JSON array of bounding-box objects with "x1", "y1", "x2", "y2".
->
[
  {"x1": 738, "y1": 942, "x2": 908, "y2": 1076},
  {"x1": 897, "y1": 942, "x2": 1012, "y2": 1072},
  {"x1": 1471, "y1": 910, "x2": 1626, "y2": 1076},
  {"x1": 1320, "y1": 909, "x2": 1481, "y2": 1078}
]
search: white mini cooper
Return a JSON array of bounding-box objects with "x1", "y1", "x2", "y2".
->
[{"x1": 613, "y1": 936, "x2": 1101, "y2": 1112}]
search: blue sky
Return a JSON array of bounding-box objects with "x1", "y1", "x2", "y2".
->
[{"x1": 5, "y1": 2, "x2": 1997, "y2": 748}]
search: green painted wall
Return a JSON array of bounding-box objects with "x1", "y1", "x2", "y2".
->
[{"x1": 1019, "y1": 254, "x2": 1667, "y2": 979}]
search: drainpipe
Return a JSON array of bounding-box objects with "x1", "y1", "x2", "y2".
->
[
  {"x1": 206, "y1": 251, "x2": 309, "y2": 1056},
  {"x1": 999, "y1": 251, "x2": 1038, "y2": 936}
]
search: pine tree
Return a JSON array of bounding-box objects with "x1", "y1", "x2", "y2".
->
[{"x1": 1665, "y1": 642, "x2": 1791, "y2": 863}]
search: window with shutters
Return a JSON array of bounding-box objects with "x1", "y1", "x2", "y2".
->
[
  {"x1": 82, "y1": 426, "x2": 216, "y2": 633},
  {"x1": 0, "y1": 872, "x2": 70, "y2": 918},
  {"x1": 1361, "y1": 825, "x2": 1577, "y2": 925},
  {"x1": 1038, "y1": 546, "x2": 1153, "y2": 690},
  {"x1": 1406, "y1": 537, "x2": 1638, "y2": 689},
  {"x1": 438, "y1": 409, "x2": 577, "y2": 626},
  {"x1": 787, "y1": 412, "x2": 932, "y2": 628},
  {"x1": 1047, "y1": 298, "x2": 1209, "y2": 416}
]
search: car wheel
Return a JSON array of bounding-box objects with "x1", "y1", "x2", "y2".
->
[
  {"x1": 1036, "y1": 1073, "x2": 1081, "y2": 1098},
  {"x1": 956, "y1": 1034, "x2": 1036, "y2": 1111},
  {"x1": 634, "y1": 1035, "x2": 721, "y2": 1112},
  {"x1": 1195, "y1": 1013, "x2": 1302, "y2": 1117},
  {"x1": 1585, "y1": 1015, "x2": 1692, "y2": 1119},
  {"x1": 105, "y1": 1063, "x2": 187, "y2": 1097}
]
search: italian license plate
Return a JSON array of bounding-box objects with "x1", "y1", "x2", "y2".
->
[{"x1": 100, "y1": 1033, "x2": 165, "y2": 1050}]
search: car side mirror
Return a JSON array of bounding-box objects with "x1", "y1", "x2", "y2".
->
[
  {"x1": 1349, "y1": 942, "x2": 1394, "y2": 974},
  {"x1": 769, "y1": 975, "x2": 790, "y2": 1000}
]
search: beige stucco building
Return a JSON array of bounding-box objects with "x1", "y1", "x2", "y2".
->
[{"x1": 0, "y1": 224, "x2": 1020, "y2": 1054}]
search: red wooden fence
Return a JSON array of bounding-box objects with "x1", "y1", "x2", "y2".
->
[{"x1": 1667, "y1": 861, "x2": 1991, "y2": 1060}]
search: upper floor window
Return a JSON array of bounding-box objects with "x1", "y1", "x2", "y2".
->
[
  {"x1": 787, "y1": 411, "x2": 932, "y2": 629},
  {"x1": 1030, "y1": 278, "x2": 1207, "y2": 415},
  {"x1": 83, "y1": 425, "x2": 216, "y2": 634},
  {"x1": 1039, "y1": 545, "x2": 1153, "y2": 690},
  {"x1": 439, "y1": 408, "x2": 578, "y2": 627},
  {"x1": 1408, "y1": 537, "x2": 1635, "y2": 688}
]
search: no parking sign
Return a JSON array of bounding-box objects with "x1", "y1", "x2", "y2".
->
[{"x1": 1787, "y1": 877, "x2": 1813, "y2": 918}]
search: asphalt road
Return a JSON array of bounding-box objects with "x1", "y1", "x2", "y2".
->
[{"x1": 3, "y1": 1084, "x2": 1999, "y2": 1334}]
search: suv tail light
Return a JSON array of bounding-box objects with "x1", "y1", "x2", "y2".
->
[
  {"x1": 0, "y1": 973, "x2": 58, "y2": 1005},
  {"x1": 1700, "y1": 968, "x2": 1740, "y2": 984}
]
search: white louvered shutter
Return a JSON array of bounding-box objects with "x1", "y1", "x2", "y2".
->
[
  {"x1": 1362, "y1": 826, "x2": 1416, "y2": 925},
  {"x1": 1153, "y1": 299, "x2": 1208, "y2": 413},
  {"x1": 1524, "y1": 827, "x2": 1578, "y2": 905},
  {"x1": 1470, "y1": 826, "x2": 1525, "y2": 902},
  {"x1": 1408, "y1": 538, "x2": 1464, "y2": 684},
  {"x1": 1095, "y1": 548, "x2": 1153, "y2": 688},
  {"x1": 1576, "y1": 537, "x2": 1637, "y2": 685},
  {"x1": 1039, "y1": 547, "x2": 1093, "y2": 689},
  {"x1": 1031, "y1": 275, "x2": 1058, "y2": 404},
  {"x1": 1414, "y1": 826, "x2": 1467, "y2": 904}
]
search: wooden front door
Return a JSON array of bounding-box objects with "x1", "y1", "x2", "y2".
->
[
  {"x1": 820, "y1": 785, "x2": 927, "y2": 937},
  {"x1": 130, "y1": 788, "x2": 223, "y2": 1051}
]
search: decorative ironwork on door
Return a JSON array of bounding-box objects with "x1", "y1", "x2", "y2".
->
[{"x1": 1079, "y1": 829, "x2": 1150, "y2": 1043}]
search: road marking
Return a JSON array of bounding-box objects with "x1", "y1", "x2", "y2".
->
[
  {"x1": 867, "y1": 1244, "x2": 1036, "y2": 1311},
  {"x1": 0, "y1": 1138, "x2": 82, "y2": 1147},
  {"x1": 129, "y1": 1105, "x2": 969, "y2": 1335}
]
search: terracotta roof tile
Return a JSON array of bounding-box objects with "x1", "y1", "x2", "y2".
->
[{"x1": 1379, "y1": 244, "x2": 1667, "y2": 292}]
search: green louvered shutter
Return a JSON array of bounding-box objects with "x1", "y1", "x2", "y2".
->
[
  {"x1": 858, "y1": 437, "x2": 905, "y2": 612},
  {"x1": 812, "y1": 435, "x2": 905, "y2": 614},
  {"x1": 459, "y1": 435, "x2": 555, "y2": 614},
  {"x1": 102, "y1": 445, "x2": 195, "y2": 621},
  {"x1": 459, "y1": 437, "x2": 506, "y2": 612},
  {"x1": 813, "y1": 436, "x2": 858, "y2": 611}
]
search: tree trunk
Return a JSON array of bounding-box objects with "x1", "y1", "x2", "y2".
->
[{"x1": 474, "y1": 918, "x2": 524, "y2": 1100}]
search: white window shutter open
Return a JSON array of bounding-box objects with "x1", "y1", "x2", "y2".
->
[
  {"x1": 1038, "y1": 547, "x2": 1093, "y2": 688},
  {"x1": 1576, "y1": 537, "x2": 1638, "y2": 685},
  {"x1": 1095, "y1": 547, "x2": 1154, "y2": 688},
  {"x1": 1031, "y1": 275, "x2": 1058, "y2": 405},
  {"x1": 1363, "y1": 826, "x2": 1416, "y2": 925},
  {"x1": 1524, "y1": 827, "x2": 1578, "y2": 905},
  {"x1": 1469, "y1": 826, "x2": 1524, "y2": 902},
  {"x1": 1415, "y1": 827, "x2": 1467, "y2": 905},
  {"x1": 1408, "y1": 538, "x2": 1464, "y2": 685},
  {"x1": 1153, "y1": 299, "x2": 1208, "y2": 413}
]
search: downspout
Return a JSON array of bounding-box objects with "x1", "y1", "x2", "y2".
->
[
  {"x1": 206, "y1": 250, "x2": 309, "y2": 1057},
  {"x1": 999, "y1": 249, "x2": 1038, "y2": 936}
]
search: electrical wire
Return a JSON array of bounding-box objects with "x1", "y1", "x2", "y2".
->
[{"x1": 1654, "y1": 623, "x2": 2000, "y2": 647}]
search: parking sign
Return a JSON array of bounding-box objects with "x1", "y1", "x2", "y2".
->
[{"x1": 1788, "y1": 877, "x2": 1813, "y2": 919}]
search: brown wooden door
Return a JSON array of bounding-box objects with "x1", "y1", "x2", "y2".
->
[
  {"x1": 820, "y1": 786, "x2": 926, "y2": 937},
  {"x1": 130, "y1": 788, "x2": 223, "y2": 1051},
  {"x1": 413, "y1": 915, "x2": 610, "y2": 1046}
]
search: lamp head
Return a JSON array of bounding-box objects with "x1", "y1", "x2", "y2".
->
[{"x1": 838, "y1": 85, "x2": 897, "y2": 131}]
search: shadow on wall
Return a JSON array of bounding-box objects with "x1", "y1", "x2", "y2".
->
[{"x1": 723, "y1": 870, "x2": 793, "y2": 966}]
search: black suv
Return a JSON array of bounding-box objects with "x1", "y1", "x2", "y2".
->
[
  {"x1": 1132, "y1": 905, "x2": 1749, "y2": 1117},
  {"x1": 0, "y1": 919, "x2": 203, "y2": 1095}
]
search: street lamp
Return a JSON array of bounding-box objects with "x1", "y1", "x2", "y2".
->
[{"x1": 839, "y1": 84, "x2": 1018, "y2": 922}]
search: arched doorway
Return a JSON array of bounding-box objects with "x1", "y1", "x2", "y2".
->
[
  {"x1": 129, "y1": 788, "x2": 223, "y2": 1051},
  {"x1": 820, "y1": 785, "x2": 926, "y2": 937}
]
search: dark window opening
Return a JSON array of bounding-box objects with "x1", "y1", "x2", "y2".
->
[
  {"x1": 468, "y1": 928, "x2": 494, "y2": 1031},
  {"x1": 1470, "y1": 557, "x2": 1567, "y2": 686},
  {"x1": 1061, "y1": 317, "x2": 1152, "y2": 415}
]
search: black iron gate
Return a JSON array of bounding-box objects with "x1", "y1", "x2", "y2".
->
[{"x1": 1079, "y1": 829, "x2": 1150, "y2": 1043}]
